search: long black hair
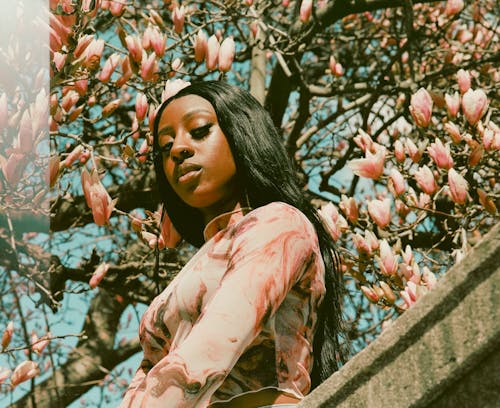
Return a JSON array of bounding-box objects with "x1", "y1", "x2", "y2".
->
[{"x1": 152, "y1": 80, "x2": 347, "y2": 388}]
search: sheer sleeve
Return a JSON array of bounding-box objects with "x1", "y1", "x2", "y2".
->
[{"x1": 123, "y1": 203, "x2": 319, "y2": 408}]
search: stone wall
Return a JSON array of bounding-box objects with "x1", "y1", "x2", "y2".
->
[{"x1": 299, "y1": 223, "x2": 499, "y2": 408}]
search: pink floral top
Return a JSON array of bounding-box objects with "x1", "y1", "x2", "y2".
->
[{"x1": 120, "y1": 202, "x2": 325, "y2": 407}]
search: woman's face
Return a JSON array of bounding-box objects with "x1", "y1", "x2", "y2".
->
[{"x1": 157, "y1": 94, "x2": 239, "y2": 216}]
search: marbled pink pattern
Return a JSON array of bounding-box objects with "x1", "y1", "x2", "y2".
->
[{"x1": 120, "y1": 202, "x2": 325, "y2": 407}]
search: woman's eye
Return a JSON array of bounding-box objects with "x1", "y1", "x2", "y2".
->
[
  {"x1": 160, "y1": 142, "x2": 173, "y2": 154},
  {"x1": 190, "y1": 124, "x2": 212, "y2": 139}
]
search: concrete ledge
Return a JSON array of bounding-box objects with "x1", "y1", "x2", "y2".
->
[{"x1": 299, "y1": 222, "x2": 500, "y2": 408}]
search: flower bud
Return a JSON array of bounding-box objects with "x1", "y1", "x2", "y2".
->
[
  {"x1": 409, "y1": 88, "x2": 433, "y2": 128},
  {"x1": 462, "y1": 88, "x2": 489, "y2": 126},
  {"x1": 448, "y1": 168, "x2": 468, "y2": 205},
  {"x1": 367, "y1": 198, "x2": 392, "y2": 229}
]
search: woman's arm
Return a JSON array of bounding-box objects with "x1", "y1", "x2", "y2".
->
[{"x1": 125, "y1": 203, "x2": 318, "y2": 408}]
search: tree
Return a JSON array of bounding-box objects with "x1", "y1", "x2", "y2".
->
[{"x1": 0, "y1": 0, "x2": 498, "y2": 406}]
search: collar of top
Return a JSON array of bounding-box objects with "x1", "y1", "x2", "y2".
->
[{"x1": 203, "y1": 206, "x2": 253, "y2": 242}]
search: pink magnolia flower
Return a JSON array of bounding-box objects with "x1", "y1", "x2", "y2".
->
[
  {"x1": 161, "y1": 79, "x2": 191, "y2": 102},
  {"x1": 81, "y1": 168, "x2": 116, "y2": 226},
  {"x1": 462, "y1": 89, "x2": 489, "y2": 126},
  {"x1": 367, "y1": 198, "x2": 392, "y2": 229},
  {"x1": 206, "y1": 35, "x2": 220, "y2": 71},
  {"x1": 422, "y1": 267, "x2": 437, "y2": 289},
  {"x1": 353, "y1": 129, "x2": 374, "y2": 153},
  {"x1": 11, "y1": 361, "x2": 40, "y2": 387},
  {"x1": 193, "y1": 30, "x2": 207, "y2": 63},
  {"x1": 89, "y1": 263, "x2": 110, "y2": 288},
  {"x1": 151, "y1": 29, "x2": 166, "y2": 57},
  {"x1": 2, "y1": 153, "x2": 27, "y2": 186},
  {"x1": 109, "y1": 0, "x2": 125, "y2": 16},
  {"x1": 48, "y1": 155, "x2": 60, "y2": 188},
  {"x1": 125, "y1": 35, "x2": 143, "y2": 63},
  {"x1": 329, "y1": 56, "x2": 344, "y2": 77},
  {"x1": 348, "y1": 146, "x2": 386, "y2": 179},
  {"x1": 401, "y1": 245, "x2": 413, "y2": 265},
  {"x1": 380, "y1": 281, "x2": 396, "y2": 304},
  {"x1": 401, "y1": 283, "x2": 417, "y2": 308},
  {"x1": 300, "y1": 0, "x2": 313, "y2": 23},
  {"x1": 339, "y1": 195, "x2": 359, "y2": 223},
  {"x1": 445, "y1": 0, "x2": 464, "y2": 15},
  {"x1": 389, "y1": 168, "x2": 406, "y2": 196},
  {"x1": 1, "y1": 321, "x2": 14, "y2": 350},
  {"x1": 83, "y1": 38, "x2": 105, "y2": 70},
  {"x1": 141, "y1": 52, "x2": 158, "y2": 82},
  {"x1": 61, "y1": 90, "x2": 79, "y2": 112},
  {"x1": 394, "y1": 139, "x2": 405, "y2": 162},
  {"x1": 405, "y1": 138, "x2": 423, "y2": 163},
  {"x1": 444, "y1": 122, "x2": 462, "y2": 144},
  {"x1": 409, "y1": 88, "x2": 433, "y2": 128},
  {"x1": 137, "y1": 139, "x2": 149, "y2": 163},
  {"x1": 32, "y1": 332, "x2": 51, "y2": 354},
  {"x1": 376, "y1": 239, "x2": 399, "y2": 275},
  {"x1": 427, "y1": 138, "x2": 454, "y2": 169},
  {"x1": 135, "y1": 92, "x2": 148, "y2": 122},
  {"x1": 142, "y1": 25, "x2": 154, "y2": 50},
  {"x1": 218, "y1": 37, "x2": 235, "y2": 73},
  {"x1": 444, "y1": 92, "x2": 460, "y2": 117},
  {"x1": 415, "y1": 165, "x2": 437, "y2": 195},
  {"x1": 448, "y1": 168, "x2": 468, "y2": 205},
  {"x1": 115, "y1": 56, "x2": 132, "y2": 87},
  {"x1": 73, "y1": 34, "x2": 94, "y2": 59},
  {"x1": 74, "y1": 78, "x2": 88, "y2": 96},
  {"x1": 361, "y1": 285, "x2": 379, "y2": 303},
  {"x1": 171, "y1": 58, "x2": 183, "y2": 72},
  {"x1": 99, "y1": 53, "x2": 120, "y2": 83},
  {"x1": 102, "y1": 99, "x2": 121, "y2": 118},
  {"x1": 141, "y1": 231, "x2": 159, "y2": 249},
  {"x1": 318, "y1": 202, "x2": 348, "y2": 241},
  {"x1": 64, "y1": 145, "x2": 84, "y2": 167},
  {"x1": 53, "y1": 52, "x2": 67, "y2": 71},
  {"x1": 456, "y1": 69, "x2": 471, "y2": 94},
  {"x1": 172, "y1": 5, "x2": 186, "y2": 34}
]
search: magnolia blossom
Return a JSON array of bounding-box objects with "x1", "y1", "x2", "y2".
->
[
  {"x1": 48, "y1": 155, "x2": 60, "y2": 188},
  {"x1": 206, "y1": 35, "x2": 220, "y2": 71},
  {"x1": 102, "y1": 99, "x2": 121, "y2": 118},
  {"x1": 300, "y1": 0, "x2": 313, "y2": 23},
  {"x1": 394, "y1": 139, "x2": 405, "y2": 162},
  {"x1": 53, "y1": 51, "x2": 67, "y2": 71},
  {"x1": 16, "y1": 110, "x2": 33, "y2": 153},
  {"x1": 444, "y1": 92, "x2": 460, "y2": 117},
  {"x1": 172, "y1": 6, "x2": 186, "y2": 33},
  {"x1": 135, "y1": 92, "x2": 148, "y2": 122},
  {"x1": 151, "y1": 29, "x2": 166, "y2": 57},
  {"x1": 109, "y1": 0, "x2": 125, "y2": 16},
  {"x1": 63, "y1": 145, "x2": 84, "y2": 167},
  {"x1": 81, "y1": 169, "x2": 116, "y2": 226},
  {"x1": 367, "y1": 198, "x2": 392, "y2": 229},
  {"x1": 380, "y1": 281, "x2": 396, "y2": 304},
  {"x1": 456, "y1": 69, "x2": 471, "y2": 94},
  {"x1": 448, "y1": 168, "x2": 468, "y2": 205},
  {"x1": 61, "y1": 90, "x2": 79, "y2": 112},
  {"x1": 193, "y1": 30, "x2": 207, "y2": 63},
  {"x1": 32, "y1": 332, "x2": 51, "y2": 354},
  {"x1": 89, "y1": 263, "x2": 110, "y2": 288},
  {"x1": 339, "y1": 195, "x2": 359, "y2": 223},
  {"x1": 125, "y1": 35, "x2": 143, "y2": 63},
  {"x1": 11, "y1": 361, "x2": 40, "y2": 387},
  {"x1": 1, "y1": 321, "x2": 14, "y2": 350},
  {"x1": 353, "y1": 129, "x2": 374, "y2": 153},
  {"x1": 444, "y1": 122, "x2": 462, "y2": 144},
  {"x1": 361, "y1": 285, "x2": 379, "y2": 303},
  {"x1": 2, "y1": 153, "x2": 27, "y2": 186},
  {"x1": 218, "y1": 37, "x2": 235, "y2": 73},
  {"x1": 348, "y1": 146, "x2": 386, "y2": 179},
  {"x1": 427, "y1": 138, "x2": 454, "y2": 169},
  {"x1": 414, "y1": 165, "x2": 437, "y2": 195},
  {"x1": 73, "y1": 34, "x2": 94, "y2": 59},
  {"x1": 461, "y1": 89, "x2": 489, "y2": 126},
  {"x1": 409, "y1": 88, "x2": 433, "y2": 127},
  {"x1": 115, "y1": 56, "x2": 132, "y2": 87},
  {"x1": 137, "y1": 139, "x2": 149, "y2": 163},
  {"x1": 99, "y1": 53, "x2": 120, "y2": 83},
  {"x1": 82, "y1": 38, "x2": 105, "y2": 70},
  {"x1": 161, "y1": 79, "x2": 191, "y2": 102},
  {"x1": 422, "y1": 267, "x2": 437, "y2": 289},
  {"x1": 445, "y1": 0, "x2": 464, "y2": 15},
  {"x1": 389, "y1": 168, "x2": 406, "y2": 196},
  {"x1": 329, "y1": 56, "x2": 344, "y2": 77},
  {"x1": 405, "y1": 138, "x2": 423, "y2": 163},
  {"x1": 376, "y1": 240, "x2": 399, "y2": 275},
  {"x1": 318, "y1": 202, "x2": 348, "y2": 241},
  {"x1": 141, "y1": 51, "x2": 158, "y2": 82}
]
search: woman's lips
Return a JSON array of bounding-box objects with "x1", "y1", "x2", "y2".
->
[{"x1": 176, "y1": 163, "x2": 202, "y2": 184}]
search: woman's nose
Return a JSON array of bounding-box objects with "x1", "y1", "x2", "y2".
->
[{"x1": 170, "y1": 133, "x2": 194, "y2": 163}]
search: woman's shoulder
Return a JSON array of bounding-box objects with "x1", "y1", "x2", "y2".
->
[{"x1": 238, "y1": 201, "x2": 317, "y2": 237}]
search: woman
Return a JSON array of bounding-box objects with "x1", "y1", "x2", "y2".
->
[{"x1": 120, "y1": 81, "x2": 346, "y2": 407}]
